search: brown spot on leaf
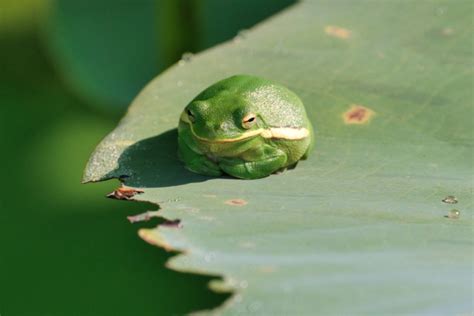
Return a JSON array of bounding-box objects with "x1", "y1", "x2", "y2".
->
[
  {"x1": 325, "y1": 25, "x2": 351, "y2": 39},
  {"x1": 107, "y1": 186, "x2": 144, "y2": 200},
  {"x1": 343, "y1": 105, "x2": 375, "y2": 124},
  {"x1": 225, "y1": 199, "x2": 248, "y2": 206}
]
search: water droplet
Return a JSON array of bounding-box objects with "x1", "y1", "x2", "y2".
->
[
  {"x1": 239, "y1": 280, "x2": 248, "y2": 288},
  {"x1": 436, "y1": 7, "x2": 445, "y2": 15},
  {"x1": 442, "y1": 195, "x2": 458, "y2": 204},
  {"x1": 233, "y1": 29, "x2": 249, "y2": 43},
  {"x1": 178, "y1": 52, "x2": 194, "y2": 66},
  {"x1": 233, "y1": 294, "x2": 243, "y2": 303},
  {"x1": 446, "y1": 209, "x2": 460, "y2": 219}
]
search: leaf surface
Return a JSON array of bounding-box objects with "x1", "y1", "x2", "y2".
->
[{"x1": 84, "y1": 1, "x2": 473, "y2": 314}]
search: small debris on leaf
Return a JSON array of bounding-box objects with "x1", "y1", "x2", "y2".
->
[
  {"x1": 107, "y1": 186, "x2": 144, "y2": 200},
  {"x1": 442, "y1": 195, "x2": 458, "y2": 204}
]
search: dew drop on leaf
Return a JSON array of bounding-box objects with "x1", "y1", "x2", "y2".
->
[{"x1": 446, "y1": 209, "x2": 460, "y2": 219}]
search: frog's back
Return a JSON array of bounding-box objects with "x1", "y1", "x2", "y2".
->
[{"x1": 193, "y1": 75, "x2": 310, "y2": 129}]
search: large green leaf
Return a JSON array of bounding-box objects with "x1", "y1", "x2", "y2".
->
[
  {"x1": 84, "y1": 1, "x2": 473, "y2": 314},
  {"x1": 42, "y1": 0, "x2": 162, "y2": 110}
]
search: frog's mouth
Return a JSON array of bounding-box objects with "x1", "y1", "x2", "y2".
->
[
  {"x1": 191, "y1": 126, "x2": 264, "y2": 143},
  {"x1": 181, "y1": 112, "x2": 310, "y2": 143},
  {"x1": 189, "y1": 125, "x2": 310, "y2": 143}
]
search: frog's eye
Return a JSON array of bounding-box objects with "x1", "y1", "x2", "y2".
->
[
  {"x1": 186, "y1": 109, "x2": 195, "y2": 122},
  {"x1": 242, "y1": 113, "x2": 257, "y2": 129}
]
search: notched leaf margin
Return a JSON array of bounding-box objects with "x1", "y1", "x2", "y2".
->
[{"x1": 84, "y1": 176, "x2": 237, "y2": 315}]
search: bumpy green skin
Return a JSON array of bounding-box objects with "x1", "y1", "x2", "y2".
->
[{"x1": 178, "y1": 75, "x2": 314, "y2": 179}]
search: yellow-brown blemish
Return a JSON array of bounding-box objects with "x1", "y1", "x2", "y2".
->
[
  {"x1": 343, "y1": 104, "x2": 375, "y2": 124},
  {"x1": 138, "y1": 228, "x2": 172, "y2": 251},
  {"x1": 225, "y1": 199, "x2": 248, "y2": 206},
  {"x1": 325, "y1": 25, "x2": 351, "y2": 39},
  {"x1": 441, "y1": 27, "x2": 454, "y2": 36}
]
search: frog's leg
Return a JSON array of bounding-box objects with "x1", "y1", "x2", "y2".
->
[
  {"x1": 218, "y1": 144, "x2": 287, "y2": 179},
  {"x1": 177, "y1": 135, "x2": 222, "y2": 177}
]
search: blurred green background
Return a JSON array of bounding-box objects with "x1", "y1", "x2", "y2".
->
[{"x1": 0, "y1": 0, "x2": 294, "y2": 315}]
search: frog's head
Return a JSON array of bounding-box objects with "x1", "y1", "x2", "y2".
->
[{"x1": 181, "y1": 93, "x2": 264, "y2": 143}]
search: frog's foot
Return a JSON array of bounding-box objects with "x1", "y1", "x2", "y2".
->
[
  {"x1": 178, "y1": 135, "x2": 222, "y2": 177},
  {"x1": 185, "y1": 156, "x2": 222, "y2": 177},
  {"x1": 219, "y1": 153, "x2": 287, "y2": 180}
]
